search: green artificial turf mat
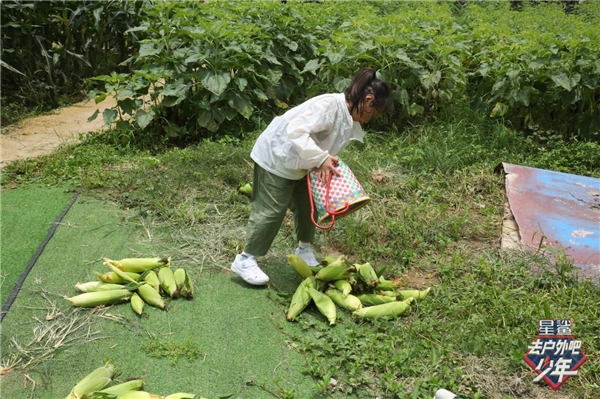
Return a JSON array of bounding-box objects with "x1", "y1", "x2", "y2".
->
[
  {"x1": 0, "y1": 185, "x2": 74, "y2": 310},
  {"x1": 0, "y1": 194, "x2": 323, "y2": 399}
]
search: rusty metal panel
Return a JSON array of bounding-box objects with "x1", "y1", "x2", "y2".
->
[{"x1": 500, "y1": 163, "x2": 600, "y2": 280}]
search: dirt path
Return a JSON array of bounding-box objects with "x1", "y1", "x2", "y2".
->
[{"x1": 0, "y1": 96, "x2": 117, "y2": 168}]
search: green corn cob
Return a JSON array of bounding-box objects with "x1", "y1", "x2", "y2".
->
[
  {"x1": 164, "y1": 393, "x2": 200, "y2": 399},
  {"x1": 158, "y1": 266, "x2": 178, "y2": 297},
  {"x1": 75, "y1": 281, "x2": 126, "y2": 293},
  {"x1": 173, "y1": 268, "x2": 194, "y2": 299},
  {"x1": 355, "y1": 262, "x2": 379, "y2": 287},
  {"x1": 131, "y1": 292, "x2": 144, "y2": 315},
  {"x1": 356, "y1": 293, "x2": 396, "y2": 306},
  {"x1": 332, "y1": 279, "x2": 352, "y2": 297},
  {"x1": 325, "y1": 289, "x2": 362, "y2": 311},
  {"x1": 143, "y1": 270, "x2": 161, "y2": 293},
  {"x1": 286, "y1": 276, "x2": 315, "y2": 321},
  {"x1": 137, "y1": 283, "x2": 166, "y2": 310},
  {"x1": 352, "y1": 297, "x2": 414, "y2": 319},
  {"x1": 104, "y1": 257, "x2": 170, "y2": 273},
  {"x1": 98, "y1": 379, "x2": 144, "y2": 395},
  {"x1": 115, "y1": 392, "x2": 163, "y2": 399},
  {"x1": 286, "y1": 254, "x2": 314, "y2": 278},
  {"x1": 95, "y1": 271, "x2": 141, "y2": 284},
  {"x1": 376, "y1": 277, "x2": 399, "y2": 291},
  {"x1": 308, "y1": 287, "x2": 337, "y2": 325},
  {"x1": 65, "y1": 363, "x2": 114, "y2": 399},
  {"x1": 314, "y1": 264, "x2": 356, "y2": 282},
  {"x1": 105, "y1": 262, "x2": 139, "y2": 284},
  {"x1": 397, "y1": 287, "x2": 432, "y2": 300},
  {"x1": 65, "y1": 290, "x2": 132, "y2": 308}
]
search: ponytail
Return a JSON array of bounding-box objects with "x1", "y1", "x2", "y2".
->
[{"x1": 344, "y1": 67, "x2": 392, "y2": 116}]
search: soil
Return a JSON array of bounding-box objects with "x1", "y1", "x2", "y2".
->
[{"x1": 0, "y1": 96, "x2": 117, "y2": 168}]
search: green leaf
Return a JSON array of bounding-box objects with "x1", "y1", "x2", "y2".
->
[
  {"x1": 253, "y1": 88, "x2": 268, "y2": 101},
  {"x1": 201, "y1": 70, "x2": 230, "y2": 96},
  {"x1": 87, "y1": 109, "x2": 99, "y2": 122},
  {"x1": 117, "y1": 98, "x2": 137, "y2": 115},
  {"x1": 550, "y1": 73, "x2": 573, "y2": 91},
  {"x1": 138, "y1": 42, "x2": 163, "y2": 58},
  {"x1": 302, "y1": 59, "x2": 321, "y2": 74},
  {"x1": 326, "y1": 52, "x2": 343, "y2": 64},
  {"x1": 197, "y1": 110, "x2": 218, "y2": 132},
  {"x1": 333, "y1": 77, "x2": 351, "y2": 92},
  {"x1": 408, "y1": 103, "x2": 424, "y2": 116},
  {"x1": 234, "y1": 76, "x2": 248, "y2": 92},
  {"x1": 116, "y1": 89, "x2": 136, "y2": 99},
  {"x1": 419, "y1": 71, "x2": 441, "y2": 89},
  {"x1": 136, "y1": 109, "x2": 155, "y2": 129},
  {"x1": 103, "y1": 108, "x2": 118, "y2": 125},
  {"x1": 0, "y1": 60, "x2": 25, "y2": 76},
  {"x1": 226, "y1": 92, "x2": 253, "y2": 119},
  {"x1": 490, "y1": 102, "x2": 508, "y2": 118},
  {"x1": 94, "y1": 93, "x2": 107, "y2": 104}
]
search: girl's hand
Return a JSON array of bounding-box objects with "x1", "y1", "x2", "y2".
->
[{"x1": 317, "y1": 156, "x2": 340, "y2": 182}]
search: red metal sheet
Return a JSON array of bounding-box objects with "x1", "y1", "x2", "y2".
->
[{"x1": 500, "y1": 163, "x2": 600, "y2": 280}]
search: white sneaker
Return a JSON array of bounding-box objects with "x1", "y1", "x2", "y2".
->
[
  {"x1": 231, "y1": 254, "x2": 269, "y2": 285},
  {"x1": 294, "y1": 247, "x2": 319, "y2": 267}
]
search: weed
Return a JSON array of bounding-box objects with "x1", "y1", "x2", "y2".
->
[{"x1": 141, "y1": 338, "x2": 203, "y2": 366}]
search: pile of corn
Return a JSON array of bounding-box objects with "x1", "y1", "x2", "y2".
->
[
  {"x1": 64, "y1": 362, "x2": 204, "y2": 399},
  {"x1": 286, "y1": 254, "x2": 431, "y2": 324},
  {"x1": 64, "y1": 257, "x2": 194, "y2": 315}
]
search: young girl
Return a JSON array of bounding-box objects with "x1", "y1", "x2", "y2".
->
[{"x1": 231, "y1": 67, "x2": 392, "y2": 285}]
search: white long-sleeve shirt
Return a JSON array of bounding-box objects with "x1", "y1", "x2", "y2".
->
[{"x1": 250, "y1": 93, "x2": 364, "y2": 180}]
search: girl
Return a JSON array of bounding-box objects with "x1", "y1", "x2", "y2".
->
[{"x1": 232, "y1": 67, "x2": 392, "y2": 285}]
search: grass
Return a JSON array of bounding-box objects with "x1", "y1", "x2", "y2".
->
[
  {"x1": 2, "y1": 103, "x2": 600, "y2": 398},
  {"x1": 0, "y1": 186, "x2": 74, "y2": 309}
]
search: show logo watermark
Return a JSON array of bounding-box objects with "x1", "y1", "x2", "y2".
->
[{"x1": 524, "y1": 319, "x2": 587, "y2": 391}]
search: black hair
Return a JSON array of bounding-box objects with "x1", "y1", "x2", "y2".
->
[{"x1": 344, "y1": 67, "x2": 392, "y2": 117}]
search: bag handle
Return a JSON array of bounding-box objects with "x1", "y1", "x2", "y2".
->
[{"x1": 307, "y1": 170, "x2": 350, "y2": 231}]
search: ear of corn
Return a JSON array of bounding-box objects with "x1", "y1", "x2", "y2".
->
[
  {"x1": 98, "y1": 379, "x2": 144, "y2": 394},
  {"x1": 397, "y1": 287, "x2": 432, "y2": 300},
  {"x1": 332, "y1": 279, "x2": 352, "y2": 297},
  {"x1": 65, "y1": 290, "x2": 132, "y2": 308},
  {"x1": 322, "y1": 254, "x2": 346, "y2": 267},
  {"x1": 314, "y1": 264, "x2": 356, "y2": 282},
  {"x1": 137, "y1": 283, "x2": 166, "y2": 310},
  {"x1": 131, "y1": 292, "x2": 144, "y2": 315},
  {"x1": 164, "y1": 393, "x2": 198, "y2": 399},
  {"x1": 308, "y1": 287, "x2": 336, "y2": 325},
  {"x1": 378, "y1": 290, "x2": 400, "y2": 298},
  {"x1": 158, "y1": 267, "x2": 178, "y2": 298},
  {"x1": 181, "y1": 269, "x2": 195, "y2": 299},
  {"x1": 308, "y1": 265, "x2": 323, "y2": 274},
  {"x1": 143, "y1": 270, "x2": 161, "y2": 293},
  {"x1": 356, "y1": 293, "x2": 396, "y2": 306},
  {"x1": 172, "y1": 268, "x2": 194, "y2": 299},
  {"x1": 173, "y1": 268, "x2": 186, "y2": 290},
  {"x1": 104, "y1": 256, "x2": 170, "y2": 273},
  {"x1": 114, "y1": 391, "x2": 163, "y2": 399},
  {"x1": 239, "y1": 182, "x2": 252, "y2": 196},
  {"x1": 376, "y1": 277, "x2": 398, "y2": 291},
  {"x1": 352, "y1": 297, "x2": 414, "y2": 319},
  {"x1": 355, "y1": 262, "x2": 379, "y2": 287},
  {"x1": 95, "y1": 271, "x2": 141, "y2": 284},
  {"x1": 65, "y1": 363, "x2": 114, "y2": 399},
  {"x1": 105, "y1": 262, "x2": 139, "y2": 284},
  {"x1": 286, "y1": 254, "x2": 314, "y2": 278},
  {"x1": 286, "y1": 276, "x2": 314, "y2": 321},
  {"x1": 75, "y1": 281, "x2": 126, "y2": 293},
  {"x1": 325, "y1": 289, "x2": 362, "y2": 311}
]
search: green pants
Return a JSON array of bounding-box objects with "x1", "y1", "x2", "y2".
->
[{"x1": 244, "y1": 163, "x2": 317, "y2": 256}]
